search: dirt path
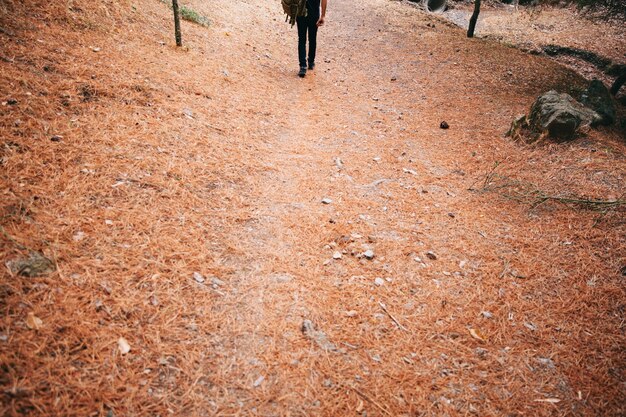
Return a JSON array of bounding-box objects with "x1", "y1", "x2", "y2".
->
[{"x1": 1, "y1": 0, "x2": 624, "y2": 416}]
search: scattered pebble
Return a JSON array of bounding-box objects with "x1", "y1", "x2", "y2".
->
[
  {"x1": 481, "y1": 311, "x2": 493, "y2": 319},
  {"x1": 105, "y1": 219, "x2": 113, "y2": 225},
  {"x1": 426, "y1": 251, "x2": 438, "y2": 260},
  {"x1": 345, "y1": 310, "x2": 358, "y2": 317},
  {"x1": 475, "y1": 347, "x2": 488, "y2": 358},
  {"x1": 118, "y1": 337, "x2": 131, "y2": 355},
  {"x1": 6, "y1": 98, "x2": 18, "y2": 105},
  {"x1": 193, "y1": 272, "x2": 205, "y2": 283},
  {"x1": 50, "y1": 135, "x2": 63, "y2": 142},
  {"x1": 509, "y1": 269, "x2": 526, "y2": 279},
  {"x1": 372, "y1": 156, "x2": 382, "y2": 162},
  {"x1": 321, "y1": 198, "x2": 332, "y2": 204},
  {"x1": 363, "y1": 249, "x2": 375, "y2": 259},
  {"x1": 374, "y1": 277, "x2": 385, "y2": 286},
  {"x1": 211, "y1": 276, "x2": 225, "y2": 287},
  {"x1": 253, "y1": 375, "x2": 265, "y2": 387},
  {"x1": 440, "y1": 121, "x2": 449, "y2": 129},
  {"x1": 333, "y1": 251, "x2": 342, "y2": 260},
  {"x1": 524, "y1": 322, "x2": 538, "y2": 331}
]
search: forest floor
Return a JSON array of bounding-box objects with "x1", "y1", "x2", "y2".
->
[
  {"x1": 0, "y1": 0, "x2": 625, "y2": 416},
  {"x1": 443, "y1": 1, "x2": 626, "y2": 86}
]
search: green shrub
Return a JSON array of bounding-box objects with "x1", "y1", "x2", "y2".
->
[{"x1": 158, "y1": 0, "x2": 210, "y2": 27}]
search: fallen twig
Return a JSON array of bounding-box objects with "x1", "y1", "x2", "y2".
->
[
  {"x1": 379, "y1": 302, "x2": 408, "y2": 331},
  {"x1": 346, "y1": 385, "x2": 392, "y2": 416}
]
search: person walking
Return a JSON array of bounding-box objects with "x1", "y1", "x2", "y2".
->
[{"x1": 297, "y1": 0, "x2": 327, "y2": 78}]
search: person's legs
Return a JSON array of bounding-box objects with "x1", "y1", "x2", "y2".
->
[
  {"x1": 296, "y1": 16, "x2": 308, "y2": 69},
  {"x1": 307, "y1": 18, "x2": 318, "y2": 69}
]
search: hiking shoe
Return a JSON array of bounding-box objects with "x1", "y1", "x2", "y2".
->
[
  {"x1": 308, "y1": 62, "x2": 315, "y2": 70},
  {"x1": 298, "y1": 67, "x2": 306, "y2": 78}
]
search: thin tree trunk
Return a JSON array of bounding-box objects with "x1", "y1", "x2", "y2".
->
[
  {"x1": 467, "y1": 0, "x2": 481, "y2": 38},
  {"x1": 172, "y1": 0, "x2": 182, "y2": 46}
]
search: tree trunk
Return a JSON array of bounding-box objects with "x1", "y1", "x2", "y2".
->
[
  {"x1": 467, "y1": 0, "x2": 481, "y2": 38},
  {"x1": 610, "y1": 72, "x2": 625, "y2": 95},
  {"x1": 172, "y1": 0, "x2": 182, "y2": 46}
]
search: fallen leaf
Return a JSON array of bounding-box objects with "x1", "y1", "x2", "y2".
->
[
  {"x1": 469, "y1": 328, "x2": 486, "y2": 342},
  {"x1": 118, "y1": 337, "x2": 131, "y2": 355},
  {"x1": 26, "y1": 312, "x2": 42, "y2": 330}
]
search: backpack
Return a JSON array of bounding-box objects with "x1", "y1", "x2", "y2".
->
[{"x1": 282, "y1": 0, "x2": 307, "y2": 27}]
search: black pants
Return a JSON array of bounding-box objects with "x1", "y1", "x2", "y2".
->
[{"x1": 296, "y1": 14, "x2": 318, "y2": 68}]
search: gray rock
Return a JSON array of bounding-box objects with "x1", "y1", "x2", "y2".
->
[
  {"x1": 363, "y1": 249, "x2": 375, "y2": 259},
  {"x1": 374, "y1": 277, "x2": 385, "y2": 286},
  {"x1": 193, "y1": 272, "x2": 205, "y2": 283},
  {"x1": 580, "y1": 79, "x2": 616, "y2": 126},
  {"x1": 321, "y1": 198, "x2": 332, "y2": 204},
  {"x1": 7, "y1": 251, "x2": 55, "y2": 277},
  {"x1": 528, "y1": 90, "x2": 601, "y2": 140}
]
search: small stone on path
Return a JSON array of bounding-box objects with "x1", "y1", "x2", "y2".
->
[
  {"x1": 363, "y1": 249, "x2": 374, "y2": 259},
  {"x1": 253, "y1": 375, "x2": 265, "y2": 387},
  {"x1": 374, "y1": 277, "x2": 385, "y2": 286},
  {"x1": 321, "y1": 198, "x2": 332, "y2": 204},
  {"x1": 193, "y1": 272, "x2": 205, "y2": 283}
]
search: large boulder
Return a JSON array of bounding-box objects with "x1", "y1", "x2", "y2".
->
[
  {"x1": 580, "y1": 79, "x2": 616, "y2": 126},
  {"x1": 527, "y1": 90, "x2": 601, "y2": 141}
]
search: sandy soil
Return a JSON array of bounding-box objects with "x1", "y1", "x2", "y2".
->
[{"x1": 0, "y1": 0, "x2": 625, "y2": 416}]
